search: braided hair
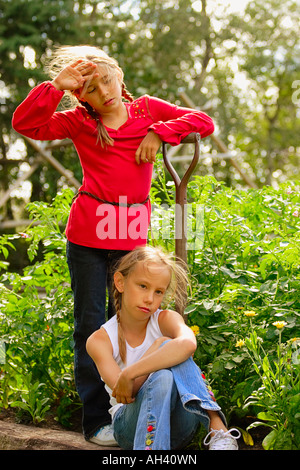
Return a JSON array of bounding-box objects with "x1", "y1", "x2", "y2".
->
[{"x1": 111, "y1": 246, "x2": 189, "y2": 364}]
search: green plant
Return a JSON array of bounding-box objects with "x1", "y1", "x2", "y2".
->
[
  {"x1": 10, "y1": 372, "x2": 51, "y2": 424},
  {"x1": 0, "y1": 189, "x2": 80, "y2": 426},
  {"x1": 243, "y1": 324, "x2": 300, "y2": 450},
  {"x1": 1, "y1": 172, "x2": 299, "y2": 448},
  {"x1": 150, "y1": 163, "x2": 300, "y2": 448}
]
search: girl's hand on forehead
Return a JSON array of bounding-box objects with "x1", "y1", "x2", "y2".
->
[
  {"x1": 75, "y1": 61, "x2": 100, "y2": 99},
  {"x1": 51, "y1": 59, "x2": 99, "y2": 93}
]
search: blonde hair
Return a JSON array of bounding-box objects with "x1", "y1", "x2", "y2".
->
[
  {"x1": 112, "y1": 245, "x2": 189, "y2": 364},
  {"x1": 45, "y1": 45, "x2": 134, "y2": 147}
]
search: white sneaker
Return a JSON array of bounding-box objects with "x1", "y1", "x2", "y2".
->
[
  {"x1": 89, "y1": 424, "x2": 118, "y2": 447},
  {"x1": 204, "y1": 428, "x2": 241, "y2": 450}
]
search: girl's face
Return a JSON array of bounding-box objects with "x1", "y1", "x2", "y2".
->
[
  {"x1": 76, "y1": 64, "x2": 123, "y2": 115},
  {"x1": 114, "y1": 261, "x2": 171, "y2": 321}
]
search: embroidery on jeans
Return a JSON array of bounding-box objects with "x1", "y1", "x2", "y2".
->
[
  {"x1": 201, "y1": 371, "x2": 216, "y2": 402},
  {"x1": 145, "y1": 418, "x2": 156, "y2": 450}
]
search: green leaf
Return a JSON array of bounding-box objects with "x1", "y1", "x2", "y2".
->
[
  {"x1": 262, "y1": 430, "x2": 278, "y2": 450},
  {"x1": 238, "y1": 427, "x2": 254, "y2": 446},
  {"x1": 257, "y1": 411, "x2": 277, "y2": 422}
]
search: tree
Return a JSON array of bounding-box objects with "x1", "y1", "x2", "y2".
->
[
  {"x1": 222, "y1": 0, "x2": 300, "y2": 185},
  {"x1": 0, "y1": 0, "x2": 81, "y2": 219}
]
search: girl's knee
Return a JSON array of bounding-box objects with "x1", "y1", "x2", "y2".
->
[{"x1": 151, "y1": 369, "x2": 174, "y2": 392}]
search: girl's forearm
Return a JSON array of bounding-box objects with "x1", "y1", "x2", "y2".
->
[
  {"x1": 124, "y1": 337, "x2": 196, "y2": 382},
  {"x1": 130, "y1": 336, "x2": 168, "y2": 395}
]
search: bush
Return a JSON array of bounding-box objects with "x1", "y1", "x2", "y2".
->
[
  {"x1": 0, "y1": 189, "x2": 80, "y2": 427},
  {"x1": 0, "y1": 163, "x2": 299, "y2": 448},
  {"x1": 158, "y1": 171, "x2": 299, "y2": 449},
  {"x1": 150, "y1": 158, "x2": 299, "y2": 448}
]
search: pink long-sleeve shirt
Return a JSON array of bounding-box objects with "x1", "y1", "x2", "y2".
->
[{"x1": 12, "y1": 81, "x2": 214, "y2": 250}]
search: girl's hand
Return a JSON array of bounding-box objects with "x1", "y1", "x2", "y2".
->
[
  {"x1": 51, "y1": 60, "x2": 98, "y2": 92},
  {"x1": 112, "y1": 369, "x2": 135, "y2": 404},
  {"x1": 135, "y1": 131, "x2": 162, "y2": 164},
  {"x1": 113, "y1": 337, "x2": 171, "y2": 400}
]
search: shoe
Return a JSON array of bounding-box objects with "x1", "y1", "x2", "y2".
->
[
  {"x1": 89, "y1": 424, "x2": 118, "y2": 447},
  {"x1": 204, "y1": 428, "x2": 241, "y2": 450}
]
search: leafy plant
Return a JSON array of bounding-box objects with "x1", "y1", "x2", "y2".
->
[
  {"x1": 0, "y1": 173, "x2": 299, "y2": 449},
  {"x1": 0, "y1": 189, "x2": 79, "y2": 426},
  {"x1": 151, "y1": 165, "x2": 300, "y2": 448},
  {"x1": 10, "y1": 372, "x2": 51, "y2": 425},
  {"x1": 243, "y1": 324, "x2": 300, "y2": 450}
]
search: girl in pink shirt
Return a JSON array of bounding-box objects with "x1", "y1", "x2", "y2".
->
[{"x1": 12, "y1": 45, "x2": 215, "y2": 445}]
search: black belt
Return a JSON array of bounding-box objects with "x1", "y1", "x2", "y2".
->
[{"x1": 72, "y1": 190, "x2": 150, "y2": 207}]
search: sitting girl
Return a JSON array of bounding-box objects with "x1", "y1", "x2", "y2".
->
[{"x1": 86, "y1": 245, "x2": 240, "y2": 450}]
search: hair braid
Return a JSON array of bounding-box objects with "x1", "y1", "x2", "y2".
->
[
  {"x1": 122, "y1": 82, "x2": 134, "y2": 103},
  {"x1": 113, "y1": 285, "x2": 127, "y2": 364},
  {"x1": 81, "y1": 102, "x2": 114, "y2": 147}
]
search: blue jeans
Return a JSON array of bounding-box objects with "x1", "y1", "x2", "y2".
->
[
  {"x1": 112, "y1": 354, "x2": 226, "y2": 450},
  {"x1": 66, "y1": 241, "x2": 129, "y2": 439}
]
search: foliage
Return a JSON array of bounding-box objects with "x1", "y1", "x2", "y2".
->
[
  {"x1": 224, "y1": 0, "x2": 300, "y2": 185},
  {"x1": 244, "y1": 327, "x2": 300, "y2": 450},
  {"x1": 10, "y1": 372, "x2": 51, "y2": 425},
  {"x1": 0, "y1": 167, "x2": 299, "y2": 448},
  {"x1": 151, "y1": 157, "x2": 300, "y2": 448},
  {"x1": 0, "y1": 188, "x2": 80, "y2": 426}
]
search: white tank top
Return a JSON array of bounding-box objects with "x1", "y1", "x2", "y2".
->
[{"x1": 101, "y1": 308, "x2": 163, "y2": 417}]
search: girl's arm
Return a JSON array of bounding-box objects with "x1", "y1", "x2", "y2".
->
[
  {"x1": 12, "y1": 62, "x2": 100, "y2": 141},
  {"x1": 135, "y1": 95, "x2": 214, "y2": 164},
  {"x1": 147, "y1": 95, "x2": 215, "y2": 144},
  {"x1": 112, "y1": 310, "x2": 197, "y2": 403},
  {"x1": 11, "y1": 82, "x2": 81, "y2": 141},
  {"x1": 86, "y1": 328, "x2": 122, "y2": 393},
  {"x1": 86, "y1": 328, "x2": 172, "y2": 404},
  {"x1": 134, "y1": 309, "x2": 197, "y2": 373}
]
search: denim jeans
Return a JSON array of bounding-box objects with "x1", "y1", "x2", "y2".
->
[
  {"x1": 66, "y1": 241, "x2": 129, "y2": 439},
  {"x1": 112, "y1": 354, "x2": 226, "y2": 450}
]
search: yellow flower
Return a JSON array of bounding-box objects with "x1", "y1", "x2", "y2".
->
[
  {"x1": 244, "y1": 310, "x2": 257, "y2": 317},
  {"x1": 235, "y1": 339, "x2": 245, "y2": 348},
  {"x1": 190, "y1": 325, "x2": 200, "y2": 336},
  {"x1": 272, "y1": 321, "x2": 287, "y2": 330}
]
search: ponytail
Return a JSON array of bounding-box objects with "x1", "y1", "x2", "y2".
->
[{"x1": 81, "y1": 101, "x2": 114, "y2": 147}]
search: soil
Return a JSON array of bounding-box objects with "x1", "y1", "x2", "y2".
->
[{"x1": 0, "y1": 408, "x2": 267, "y2": 451}]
